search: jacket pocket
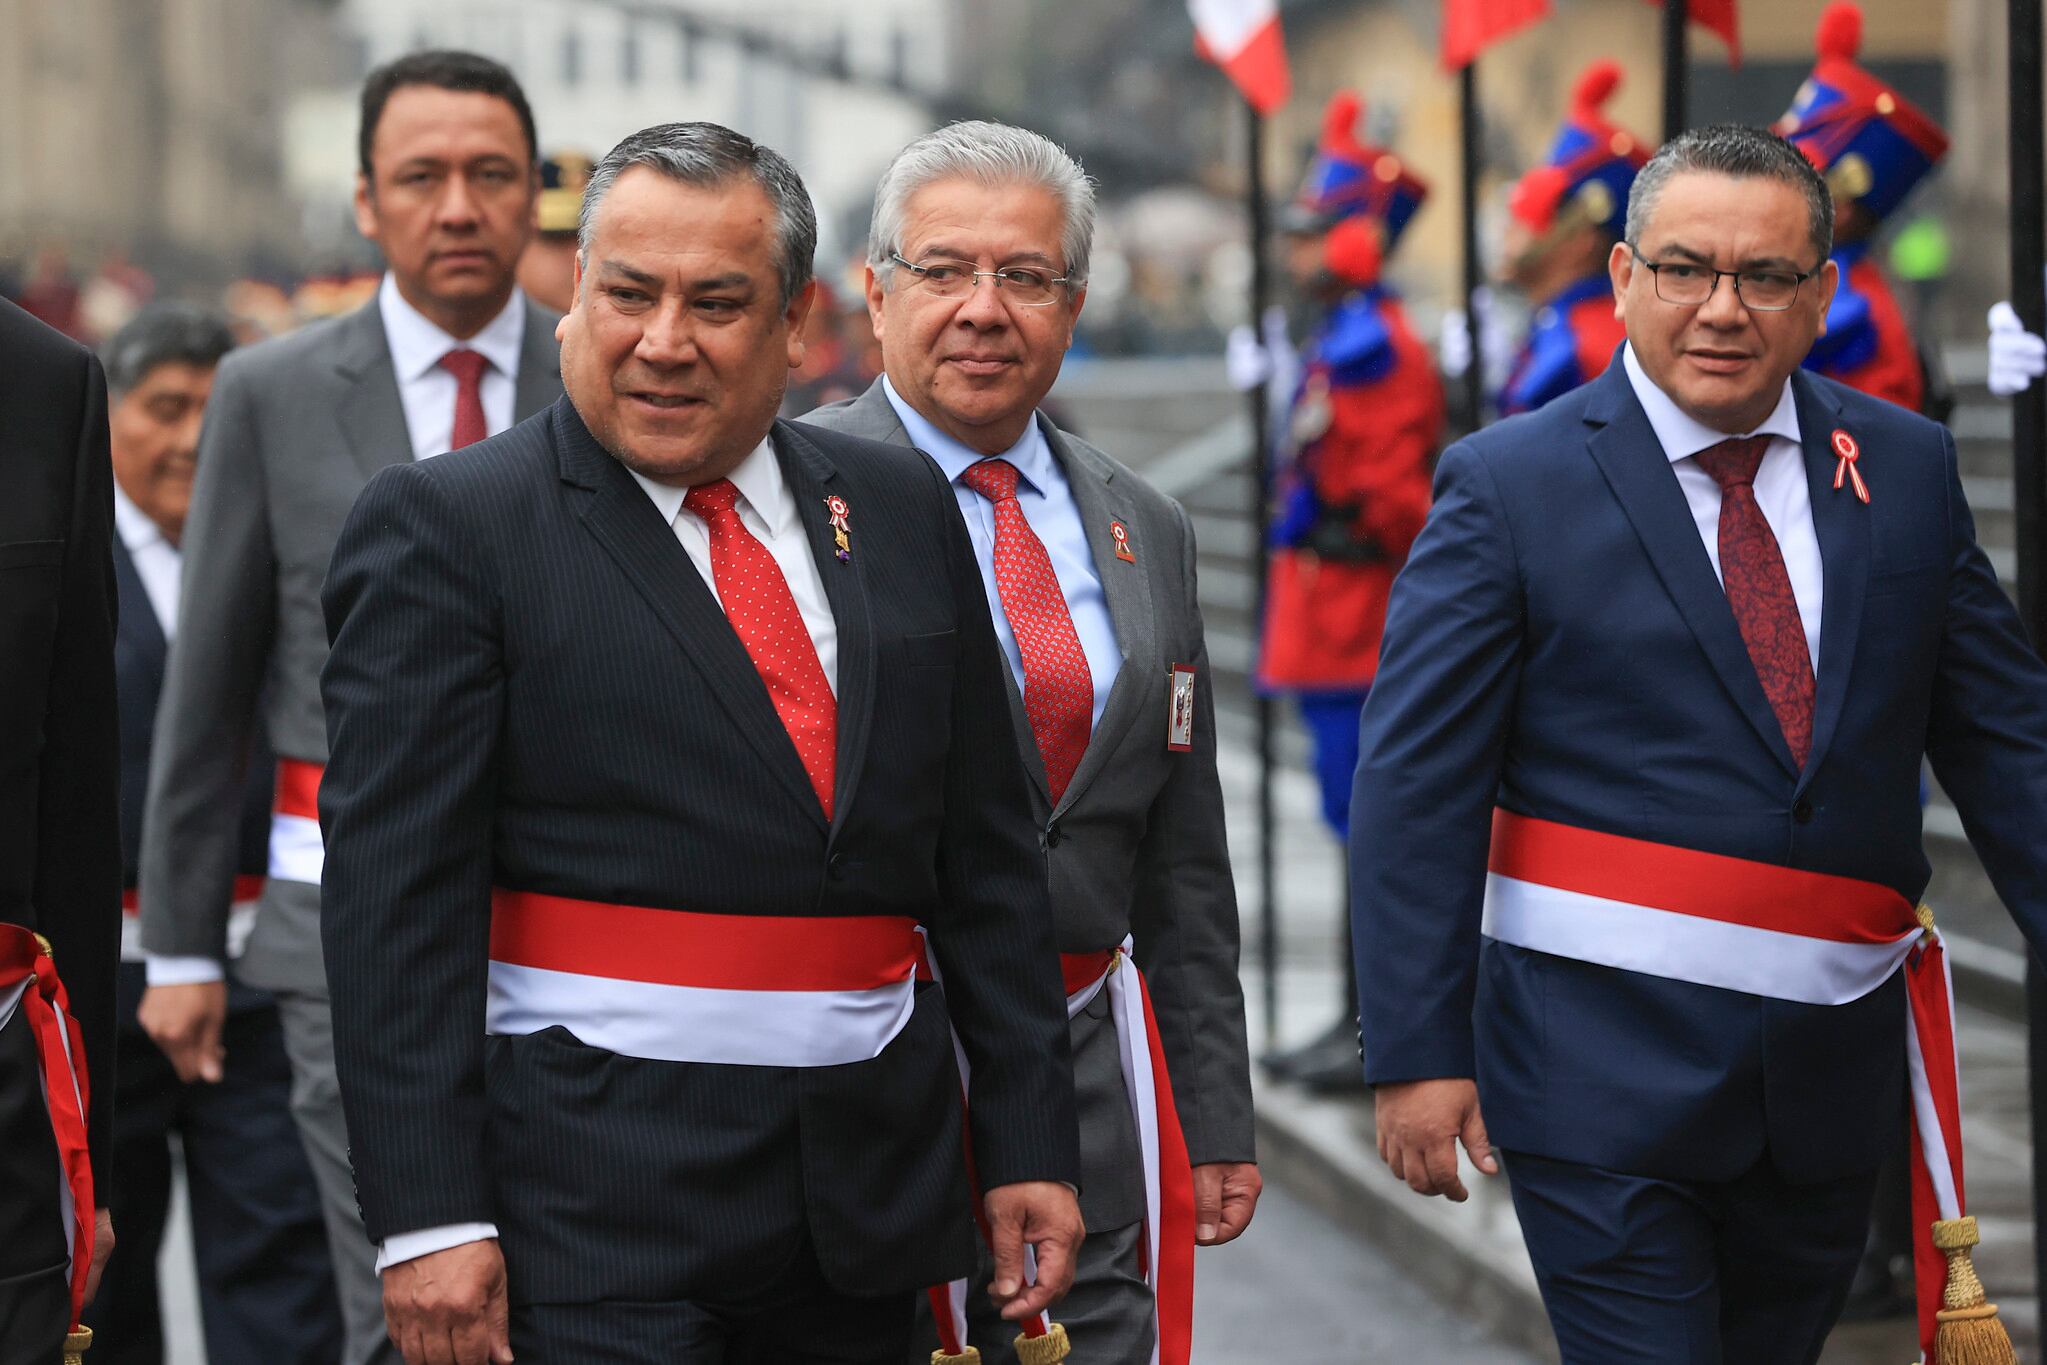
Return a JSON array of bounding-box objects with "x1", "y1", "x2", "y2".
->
[{"x1": 0, "y1": 540, "x2": 63, "y2": 570}]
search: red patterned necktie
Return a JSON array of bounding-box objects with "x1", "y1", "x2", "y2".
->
[
  {"x1": 1694, "y1": 436, "x2": 1815, "y2": 766},
  {"x1": 683, "y1": 479, "x2": 837, "y2": 818},
  {"x1": 440, "y1": 348, "x2": 489, "y2": 450},
  {"x1": 957, "y1": 458, "x2": 1093, "y2": 802}
]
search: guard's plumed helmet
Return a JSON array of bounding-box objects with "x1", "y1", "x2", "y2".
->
[
  {"x1": 1507, "y1": 61, "x2": 1648, "y2": 241},
  {"x1": 1282, "y1": 92, "x2": 1429, "y2": 255}
]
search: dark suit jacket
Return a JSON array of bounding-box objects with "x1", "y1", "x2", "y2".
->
[
  {"x1": 112, "y1": 537, "x2": 273, "y2": 901},
  {"x1": 0, "y1": 297, "x2": 121, "y2": 1182},
  {"x1": 1354, "y1": 357, "x2": 2047, "y2": 1184},
  {"x1": 320, "y1": 400, "x2": 1080, "y2": 1304}
]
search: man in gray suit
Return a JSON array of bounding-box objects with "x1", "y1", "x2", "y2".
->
[
  {"x1": 803, "y1": 120, "x2": 1258, "y2": 1365},
  {"x1": 133, "y1": 50, "x2": 563, "y2": 1364}
]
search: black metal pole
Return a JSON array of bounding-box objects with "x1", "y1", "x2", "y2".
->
[
  {"x1": 1661, "y1": 0, "x2": 1688, "y2": 143},
  {"x1": 1459, "y1": 65, "x2": 1484, "y2": 435},
  {"x1": 2007, "y1": 0, "x2": 2047, "y2": 1312},
  {"x1": 1246, "y1": 99, "x2": 1279, "y2": 1044}
]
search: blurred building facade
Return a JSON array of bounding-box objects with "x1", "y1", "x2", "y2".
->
[{"x1": 0, "y1": 0, "x2": 345, "y2": 288}]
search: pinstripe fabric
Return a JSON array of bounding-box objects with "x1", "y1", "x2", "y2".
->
[{"x1": 319, "y1": 401, "x2": 1077, "y2": 1304}]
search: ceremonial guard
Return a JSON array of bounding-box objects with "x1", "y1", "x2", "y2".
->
[
  {"x1": 1775, "y1": 2, "x2": 1948, "y2": 413},
  {"x1": 1498, "y1": 62, "x2": 1646, "y2": 416},
  {"x1": 514, "y1": 149, "x2": 592, "y2": 316},
  {"x1": 804, "y1": 119, "x2": 1258, "y2": 1365},
  {"x1": 1256, "y1": 93, "x2": 1442, "y2": 1090}
]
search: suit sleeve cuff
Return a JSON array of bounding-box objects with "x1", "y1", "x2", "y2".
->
[
  {"x1": 143, "y1": 955, "x2": 226, "y2": 987},
  {"x1": 376, "y1": 1223, "x2": 500, "y2": 1272}
]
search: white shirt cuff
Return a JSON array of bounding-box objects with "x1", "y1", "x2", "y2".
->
[
  {"x1": 144, "y1": 955, "x2": 226, "y2": 987},
  {"x1": 376, "y1": 1222, "x2": 499, "y2": 1272}
]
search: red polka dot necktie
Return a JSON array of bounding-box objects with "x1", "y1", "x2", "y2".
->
[
  {"x1": 957, "y1": 458, "x2": 1093, "y2": 802},
  {"x1": 1694, "y1": 436, "x2": 1815, "y2": 766},
  {"x1": 683, "y1": 478, "x2": 837, "y2": 818},
  {"x1": 440, "y1": 348, "x2": 489, "y2": 450}
]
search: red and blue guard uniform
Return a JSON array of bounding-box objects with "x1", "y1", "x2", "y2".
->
[
  {"x1": 1776, "y1": 2, "x2": 1948, "y2": 414},
  {"x1": 1499, "y1": 62, "x2": 1646, "y2": 417}
]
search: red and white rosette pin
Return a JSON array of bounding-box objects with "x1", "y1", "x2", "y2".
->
[
  {"x1": 1830, "y1": 429, "x2": 1869, "y2": 505},
  {"x1": 1110, "y1": 519, "x2": 1135, "y2": 563},
  {"x1": 824, "y1": 495, "x2": 852, "y2": 561}
]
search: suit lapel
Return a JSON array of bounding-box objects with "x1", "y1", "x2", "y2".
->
[
  {"x1": 1046, "y1": 421, "x2": 1155, "y2": 815},
  {"x1": 555, "y1": 405, "x2": 828, "y2": 827},
  {"x1": 333, "y1": 302, "x2": 415, "y2": 484},
  {"x1": 1582, "y1": 365, "x2": 1801, "y2": 776},
  {"x1": 513, "y1": 301, "x2": 562, "y2": 420},
  {"x1": 110, "y1": 536, "x2": 167, "y2": 684},
  {"x1": 1793, "y1": 374, "x2": 1866, "y2": 786},
  {"x1": 771, "y1": 420, "x2": 876, "y2": 834}
]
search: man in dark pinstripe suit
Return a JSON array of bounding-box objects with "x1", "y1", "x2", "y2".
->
[{"x1": 319, "y1": 123, "x2": 1083, "y2": 1365}]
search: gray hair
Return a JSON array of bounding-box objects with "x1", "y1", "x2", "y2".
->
[
  {"x1": 578, "y1": 122, "x2": 817, "y2": 308},
  {"x1": 1625, "y1": 124, "x2": 1834, "y2": 264},
  {"x1": 101, "y1": 303, "x2": 235, "y2": 396},
  {"x1": 867, "y1": 120, "x2": 1096, "y2": 292}
]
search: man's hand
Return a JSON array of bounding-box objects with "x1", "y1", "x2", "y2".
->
[
  {"x1": 983, "y1": 1181, "x2": 1085, "y2": 1322},
  {"x1": 1373, "y1": 1079, "x2": 1497, "y2": 1202},
  {"x1": 82, "y1": 1209, "x2": 114, "y2": 1304},
  {"x1": 382, "y1": 1240, "x2": 512, "y2": 1365},
  {"x1": 1192, "y1": 1161, "x2": 1262, "y2": 1245},
  {"x1": 138, "y1": 980, "x2": 227, "y2": 1083}
]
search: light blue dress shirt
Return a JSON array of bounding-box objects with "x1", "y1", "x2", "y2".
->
[{"x1": 882, "y1": 376, "x2": 1121, "y2": 729}]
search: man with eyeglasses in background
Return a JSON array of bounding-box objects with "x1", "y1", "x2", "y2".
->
[
  {"x1": 1353, "y1": 123, "x2": 2047, "y2": 1363},
  {"x1": 803, "y1": 121, "x2": 1257, "y2": 1365}
]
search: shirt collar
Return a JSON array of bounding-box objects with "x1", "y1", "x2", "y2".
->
[
  {"x1": 625, "y1": 435, "x2": 789, "y2": 534},
  {"x1": 111, "y1": 482, "x2": 172, "y2": 558},
  {"x1": 378, "y1": 272, "x2": 527, "y2": 386},
  {"x1": 1621, "y1": 341, "x2": 1802, "y2": 464},
  {"x1": 881, "y1": 374, "x2": 1055, "y2": 496}
]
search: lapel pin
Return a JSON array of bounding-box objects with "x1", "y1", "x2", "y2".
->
[
  {"x1": 1830, "y1": 429, "x2": 1869, "y2": 505},
  {"x1": 825, "y1": 495, "x2": 852, "y2": 562},
  {"x1": 1110, "y1": 519, "x2": 1135, "y2": 563}
]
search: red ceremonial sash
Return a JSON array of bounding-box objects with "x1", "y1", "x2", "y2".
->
[{"x1": 0, "y1": 925, "x2": 94, "y2": 1330}]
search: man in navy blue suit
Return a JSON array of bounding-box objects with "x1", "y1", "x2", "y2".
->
[{"x1": 1353, "y1": 123, "x2": 2047, "y2": 1363}]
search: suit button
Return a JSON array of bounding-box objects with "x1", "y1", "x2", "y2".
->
[
  {"x1": 1792, "y1": 798, "x2": 1814, "y2": 824},
  {"x1": 1045, "y1": 824, "x2": 1063, "y2": 849},
  {"x1": 827, "y1": 852, "x2": 848, "y2": 880}
]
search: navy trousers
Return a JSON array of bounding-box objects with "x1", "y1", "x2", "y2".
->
[
  {"x1": 1503, "y1": 1149, "x2": 1877, "y2": 1364},
  {"x1": 81, "y1": 964, "x2": 340, "y2": 1365}
]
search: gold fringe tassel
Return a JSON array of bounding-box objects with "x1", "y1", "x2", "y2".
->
[
  {"x1": 63, "y1": 1327, "x2": 92, "y2": 1365},
  {"x1": 1012, "y1": 1323, "x2": 1071, "y2": 1365},
  {"x1": 1932, "y1": 1216, "x2": 2017, "y2": 1365},
  {"x1": 928, "y1": 1349, "x2": 981, "y2": 1365}
]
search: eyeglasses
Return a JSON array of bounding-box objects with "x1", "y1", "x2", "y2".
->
[
  {"x1": 1628, "y1": 246, "x2": 1820, "y2": 312},
  {"x1": 888, "y1": 254, "x2": 1072, "y2": 308}
]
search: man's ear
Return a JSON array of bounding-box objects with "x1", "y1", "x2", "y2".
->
[
  {"x1": 1607, "y1": 239, "x2": 1634, "y2": 319},
  {"x1": 865, "y1": 265, "x2": 887, "y2": 345},
  {"x1": 785, "y1": 279, "x2": 820, "y2": 369},
  {"x1": 1813, "y1": 257, "x2": 1841, "y2": 336},
  {"x1": 352, "y1": 173, "x2": 378, "y2": 243}
]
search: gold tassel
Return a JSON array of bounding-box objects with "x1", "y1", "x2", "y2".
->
[
  {"x1": 63, "y1": 1327, "x2": 92, "y2": 1364},
  {"x1": 1012, "y1": 1323, "x2": 1070, "y2": 1365},
  {"x1": 928, "y1": 1349, "x2": 981, "y2": 1365},
  {"x1": 1932, "y1": 1216, "x2": 2018, "y2": 1365}
]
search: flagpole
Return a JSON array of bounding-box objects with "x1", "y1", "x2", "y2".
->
[
  {"x1": 1661, "y1": 0, "x2": 1688, "y2": 141},
  {"x1": 1244, "y1": 97, "x2": 1281, "y2": 1044},
  {"x1": 2005, "y1": 0, "x2": 2047, "y2": 1311},
  {"x1": 1459, "y1": 64, "x2": 1484, "y2": 434}
]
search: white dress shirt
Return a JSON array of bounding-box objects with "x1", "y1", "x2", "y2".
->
[
  {"x1": 378, "y1": 273, "x2": 526, "y2": 459},
  {"x1": 1621, "y1": 344, "x2": 1825, "y2": 675},
  {"x1": 881, "y1": 376, "x2": 1121, "y2": 726},
  {"x1": 380, "y1": 436, "x2": 837, "y2": 1273},
  {"x1": 116, "y1": 488, "x2": 186, "y2": 967}
]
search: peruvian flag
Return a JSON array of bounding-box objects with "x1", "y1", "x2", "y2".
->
[
  {"x1": 1664, "y1": 0, "x2": 1741, "y2": 63},
  {"x1": 1190, "y1": 0, "x2": 1291, "y2": 115},
  {"x1": 1441, "y1": 0, "x2": 1551, "y2": 69}
]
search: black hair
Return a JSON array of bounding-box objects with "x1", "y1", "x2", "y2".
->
[
  {"x1": 358, "y1": 49, "x2": 537, "y2": 181},
  {"x1": 101, "y1": 303, "x2": 235, "y2": 395},
  {"x1": 1626, "y1": 124, "x2": 1835, "y2": 263}
]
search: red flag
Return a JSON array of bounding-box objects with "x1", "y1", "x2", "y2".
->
[
  {"x1": 1679, "y1": 0, "x2": 1741, "y2": 63},
  {"x1": 1442, "y1": 0, "x2": 1551, "y2": 70},
  {"x1": 1190, "y1": 0, "x2": 1291, "y2": 115}
]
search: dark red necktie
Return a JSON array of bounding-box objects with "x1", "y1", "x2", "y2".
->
[
  {"x1": 957, "y1": 458, "x2": 1093, "y2": 802},
  {"x1": 440, "y1": 348, "x2": 489, "y2": 450},
  {"x1": 1694, "y1": 436, "x2": 1815, "y2": 766},
  {"x1": 683, "y1": 479, "x2": 837, "y2": 818}
]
